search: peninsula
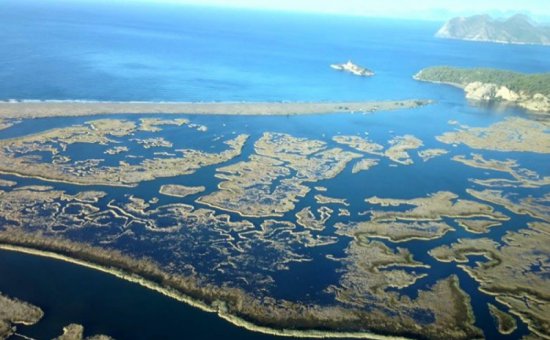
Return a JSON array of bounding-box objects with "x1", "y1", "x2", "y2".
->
[
  {"x1": 0, "y1": 100, "x2": 428, "y2": 119},
  {"x1": 436, "y1": 14, "x2": 550, "y2": 46},
  {"x1": 330, "y1": 61, "x2": 374, "y2": 77},
  {"x1": 414, "y1": 66, "x2": 550, "y2": 113}
]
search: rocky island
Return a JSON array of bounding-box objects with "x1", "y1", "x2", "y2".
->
[
  {"x1": 330, "y1": 61, "x2": 374, "y2": 77},
  {"x1": 414, "y1": 66, "x2": 550, "y2": 113},
  {"x1": 436, "y1": 14, "x2": 550, "y2": 46}
]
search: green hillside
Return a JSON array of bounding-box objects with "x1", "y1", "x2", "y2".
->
[{"x1": 415, "y1": 66, "x2": 550, "y2": 97}]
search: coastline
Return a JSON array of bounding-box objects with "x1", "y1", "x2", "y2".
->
[
  {"x1": 0, "y1": 242, "x2": 409, "y2": 340},
  {"x1": 435, "y1": 36, "x2": 550, "y2": 46},
  {"x1": 0, "y1": 100, "x2": 431, "y2": 119},
  {"x1": 413, "y1": 74, "x2": 550, "y2": 114},
  {"x1": 412, "y1": 74, "x2": 464, "y2": 89}
]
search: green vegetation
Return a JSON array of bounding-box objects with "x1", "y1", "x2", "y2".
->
[
  {"x1": 415, "y1": 66, "x2": 550, "y2": 96},
  {"x1": 488, "y1": 303, "x2": 517, "y2": 335}
]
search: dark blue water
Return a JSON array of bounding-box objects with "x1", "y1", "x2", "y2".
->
[
  {"x1": 0, "y1": 1, "x2": 548, "y2": 103},
  {"x1": 0, "y1": 249, "x2": 312, "y2": 340},
  {"x1": 0, "y1": 1, "x2": 549, "y2": 340}
]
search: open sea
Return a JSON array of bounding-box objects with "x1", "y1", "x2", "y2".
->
[{"x1": 0, "y1": 1, "x2": 548, "y2": 339}]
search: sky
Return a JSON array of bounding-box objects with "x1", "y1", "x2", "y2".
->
[{"x1": 150, "y1": 0, "x2": 550, "y2": 21}]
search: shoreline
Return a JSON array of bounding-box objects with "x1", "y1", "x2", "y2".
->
[
  {"x1": 0, "y1": 100, "x2": 432, "y2": 119},
  {"x1": 435, "y1": 36, "x2": 550, "y2": 47},
  {"x1": 0, "y1": 242, "x2": 409, "y2": 340},
  {"x1": 412, "y1": 71, "x2": 550, "y2": 115},
  {"x1": 412, "y1": 74, "x2": 465, "y2": 90}
]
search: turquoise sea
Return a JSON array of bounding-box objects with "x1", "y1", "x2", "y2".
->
[{"x1": 0, "y1": 1, "x2": 548, "y2": 339}]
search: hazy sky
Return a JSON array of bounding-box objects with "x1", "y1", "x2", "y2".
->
[{"x1": 153, "y1": 0, "x2": 550, "y2": 21}]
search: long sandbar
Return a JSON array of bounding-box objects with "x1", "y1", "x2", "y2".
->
[
  {"x1": 0, "y1": 100, "x2": 431, "y2": 118},
  {"x1": 0, "y1": 243, "x2": 408, "y2": 340}
]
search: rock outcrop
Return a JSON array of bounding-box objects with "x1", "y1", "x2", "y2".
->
[
  {"x1": 414, "y1": 66, "x2": 550, "y2": 114},
  {"x1": 463, "y1": 82, "x2": 550, "y2": 112}
]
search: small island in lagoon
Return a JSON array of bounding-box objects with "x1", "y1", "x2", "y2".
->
[{"x1": 0, "y1": 291, "x2": 112, "y2": 339}]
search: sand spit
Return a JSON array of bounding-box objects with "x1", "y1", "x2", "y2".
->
[
  {"x1": 0, "y1": 243, "x2": 410, "y2": 340},
  {"x1": 0, "y1": 100, "x2": 431, "y2": 119}
]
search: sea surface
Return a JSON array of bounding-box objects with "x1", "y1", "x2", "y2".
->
[{"x1": 0, "y1": 1, "x2": 549, "y2": 339}]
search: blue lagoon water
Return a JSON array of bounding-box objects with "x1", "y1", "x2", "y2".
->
[{"x1": 0, "y1": 1, "x2": 549, "y2": 339}]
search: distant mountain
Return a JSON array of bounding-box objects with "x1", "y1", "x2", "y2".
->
[{"x1": 436, "y1": 14, "x2": 550, "y2": 45}]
